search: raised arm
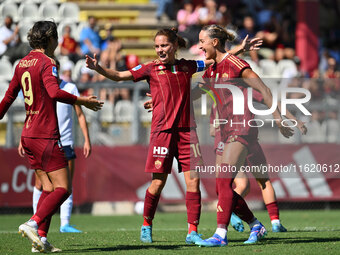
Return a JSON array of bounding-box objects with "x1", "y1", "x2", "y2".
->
[{"x1": 86, "y1": 53, "x2": 133, "y2": 81}]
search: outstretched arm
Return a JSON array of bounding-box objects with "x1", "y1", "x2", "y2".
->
[{"x1": 86, "y1": 53, "x2": 133, "y2": 81}]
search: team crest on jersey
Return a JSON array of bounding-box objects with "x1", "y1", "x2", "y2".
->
[
  {"x1": 132, "y1": 64, "x2": 142, "y2": 71},
  {"x1": 158, "y1": 71, "x2": 165, "y2": 75},
  {"x1": 222, "y1": 73, "x2": 229, "y2": 81},
  {"x1": 52, "y1": 66, "x2": 58, "y2": 77},
  {"x1": 155, "y1": 160, "x2": 162, "y2": 169}
]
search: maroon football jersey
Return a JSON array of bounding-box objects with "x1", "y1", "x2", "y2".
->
[
  {"x1": 0, "y1": 50, "x2": 77, "y2": 138},
  {"x1": 130, "y1": 58, "x2": 205, "y2": 132},
  {"x1": 203, "y1": 53, "x2": 258, "y2": 140}
]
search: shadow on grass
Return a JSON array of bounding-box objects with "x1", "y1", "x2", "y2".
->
[{"x1": 62, "y1": 244, "x2": 188, "y2": 253}]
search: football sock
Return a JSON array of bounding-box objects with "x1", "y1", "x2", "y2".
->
[
  {"x1": 188, "y1": 223, "x2": 197, "y2": 234},
  {"x1": 60, "y1": 193, "x2": 73, "y2": 226},
  {"x1": 233, "y1": 191, "x2": 255, "y2": 223},
  {"x1": 33, "y1": 187, "x2": 42, "y2": 214},
  {"x1": 40, "y1": 237, "x2": 47, "y2": 244},
  {"x1": 31, "y1": 187, "x2": 69, "y2": 226},
  {"x1": 186, "y1": 191, "x2": 201, "y2": 233},
  {"x1": 142, "y1": 189, "x2": 160, "y2": 226},
  {"x1": 35, "y1": 190, "x2": 52, "y2": 237},
  {"x1": 248, "y1": 218, "x2": 260, "y2": 229},
  {"x1": 216, "y1": 174, "x2": 234, "y2": 226},
  {"x1": 38, "y1": 216, "x2": 51, "y2": 237},
  {"x1": 215, "y1": 226, "x2": 227, "y2": 239},
  {"x1": 271, "y1": 219, "x2": 280, "y2": 225},
  {"x1": 265, "y1": 201, "x2": 280, "y2": 221}
]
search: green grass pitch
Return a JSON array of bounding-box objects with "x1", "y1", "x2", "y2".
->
[{"x1": 1, "y1": 210, "x2": 340, "y2": 254}]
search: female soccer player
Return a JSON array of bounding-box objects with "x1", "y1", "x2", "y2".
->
[
  {"x1": 0, "y1": 21, "x2": 103, "y2": 252},
  {"x1": 19, "y1": 59, "x2": 91, "y2": 236},
  {"x1": 196, "y1": 24, "x2": 296, "y2": 247},
  {"x1": 86, "y1": 27, "x2": 261, "y2": 244}
]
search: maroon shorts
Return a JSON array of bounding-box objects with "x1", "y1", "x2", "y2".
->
[
  {"x1": 21, "y1": 137, "x2": 68, "y2": 172},
  {"x1": 145, "y1": 128, "x2": 204, "y2": 173},
  {"x1": 216, "y1": 135, "x2": 267, "y2": 167}
]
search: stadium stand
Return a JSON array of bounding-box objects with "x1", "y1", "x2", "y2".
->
[{"x1": 17, "y1": 3, "x2": 40, "y2": 22}]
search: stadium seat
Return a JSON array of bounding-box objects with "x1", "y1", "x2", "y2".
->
[
  {"x1": 18, "y1": 21, "x2": 34, "y2": 43},
  {"x1": 18, "y1": 3, "x2": 40, "y2": 22},
  {"x1": 259, "y1": 59, "x2": 280, "y2": 78},
  {"x1": 79, "y1": 10, "x2": 139, "y2": 24},
  {"x1": 0, "y1": 3, "x2": 18, "y2": 22},
  {"x1": 0, "y1": 59, "x2": 13, "y2": 81},
  {"x1": 0, "y1": 80, "x2": 9, "y2": 98},
  {"x1": 115, "y1": 100, "x2": 133, "y2": 122},
  {"x1": 39, "y1": 2, "x2": 60, "y2": 23},
  {"x1": 58, "y1": 3, "x2": 80, "y2": 23},
  {"x1": 72, "y1": 59, "x2": 87, "y2": 82},
  {"x1": 277, "y1": 59, "x2": 297, "y2": 75},
  {"x1": 245, "y1": 59, "x2": 263, "y2": 77},
  {"x1": 100, "y1": 100, "x2": 115, "y2": 123}
]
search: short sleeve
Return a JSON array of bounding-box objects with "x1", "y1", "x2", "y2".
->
[
  {"x1": 228, "y1": 55, "x2": 251, "y2": 77},
  {"x1": 129, "y1": 63, "x2": 152, "y2": 82}
]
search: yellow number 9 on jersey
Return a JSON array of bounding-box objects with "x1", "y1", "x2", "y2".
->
[{"x1": 21, "y1": 71, "x2": 33, "y2": 106}]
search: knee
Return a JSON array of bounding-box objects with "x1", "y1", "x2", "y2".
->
[
  {"x1": 186, "y1": 177, "x2": 200, "y2": 192},
  {"x1": 149, "y1": 179, "x2": 166, "y2": 195}
]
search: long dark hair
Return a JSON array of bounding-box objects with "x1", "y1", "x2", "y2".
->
[
  {"x1": 27, "y1": 21, "x2": 58, "y2": 49},
  {"x1": 154, "y1": 27, "x2": 186, "y2": 49}
]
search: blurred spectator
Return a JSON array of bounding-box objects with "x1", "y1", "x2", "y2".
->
[
  {"x1": 177, "y1": 0, "x2": 201, "y2": 47},
  {"x1": 100, "y1": 25, "x2": 122, "y2": 71},
  {"x1": 59, "y1": 25, "x2": 82, "y2": 63},
  {"x1": 238, "y1": 15, "x2": 259, "y2": 63},
  {"x1": 198, "y1": 0, "x2": 223, "y2": 26},
  {"x1": 59, "y1": 61, "x2": 74, "y2": 83},
  {"x1": 155, "y1": 0, "x2": 175, "y2": 21},
  {"x1": 79, "y1": 16, "x2": 101, "y2": 56},
  {"x1": 0, "y1": 16, "x2": 30, "y2": 63}
]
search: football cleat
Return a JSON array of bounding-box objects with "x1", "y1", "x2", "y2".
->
[
  {"x1": 60, "y1": 224, "x2": 82, "y2": 233},
  {"x1": 140, "y1": 225, "x2": 152, "y2": 243},
  {"x1": 31, "y1": 240, "x2": 62, "y2": 253},
  {"x1": 272, "y1": 223, "x2": 287, "y2": 232},
  {"x1": 185, "y1": 231, "x2": 203, "y2": 244},
  {"x1": 244, "y1": 223, "x2": 267, "y2": 244},
  {"x1": 18, "y1": 222, "x2": 44, "y2": 253},
  {"x1": 230, "y1": 212, "x2": 244, "y2": 232},
  {"x1": 195, "y1": 233, "x2": 228, "y2": 247}
]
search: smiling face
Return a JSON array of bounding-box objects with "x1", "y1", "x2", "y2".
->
[
  {"x1": 198, "y1": 30, "x2": 217, "y2": 61},
  {"x1": 154, "y1": 35, "x2": 177, "y2": 64}
]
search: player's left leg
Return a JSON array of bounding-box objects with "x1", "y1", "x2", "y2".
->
[{"x1": 140, "y1": 173, "x2": 168, "y2": 243}]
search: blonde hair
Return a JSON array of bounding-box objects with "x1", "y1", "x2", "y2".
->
[{"x1": 201, "y1": 24, "x2": 236, "y2": 47}]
